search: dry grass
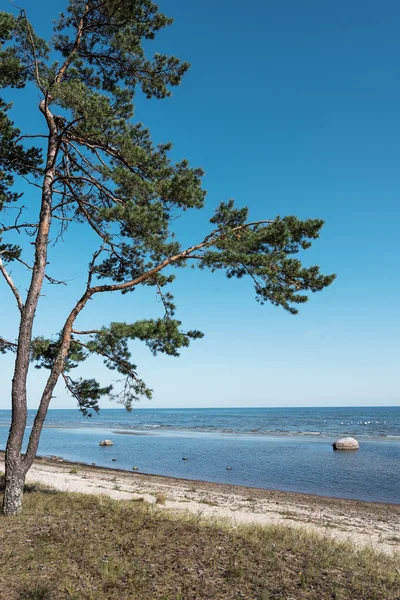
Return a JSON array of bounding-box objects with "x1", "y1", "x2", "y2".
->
[
  {"x1": 0, "y1": 482, "x2": 399, "y2": 600},
  {"x1": 155, "y1": 492, "x2": 167, "y2": 505}
]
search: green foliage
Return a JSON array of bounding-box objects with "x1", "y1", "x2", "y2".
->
[
  {"x1": 202, "y1": 206, "x2": 336, "y2": 314},
  {"x1": 31, "y1": 337, "x2": 87, "y2": 371},
  {"x1": 30, "y1": 319, "x2": 203, "y2": 413},
  {"x1": 0, "y1": 1, "x2": 335, "y2": 417},
  {"x1": 0, "y1": 11, "x2": 49, "y2": 89},
  {"x1": 52, "y1": 0, "x2": 188, "y2": 98},
  {"x1": 0, "y1": 99, "x2": 42, "y2": 213},
  {"x1": 0, "y1": 12, "x2": 25, "y2": 89},
  {"x1": 0, "y1": 99, "x2": 42, "y2": 265},
  {"x1": 63, "y1": 376, "x2": 113, "y2": 417}
]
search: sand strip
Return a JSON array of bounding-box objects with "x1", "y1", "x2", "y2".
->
[{"x1": 1, "y1": 454, "x2": 399, "y2": 555}]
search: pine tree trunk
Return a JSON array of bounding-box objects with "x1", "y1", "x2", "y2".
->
[
  {"x1": 2, "y1": 113, "x2": 58, "y2": 516},
  {"x1": 2, "y1": 386, "x2": 28, "y2": 516},
  {"x1": 2, "y1": 451, "x2": 25, "y2": 516}
]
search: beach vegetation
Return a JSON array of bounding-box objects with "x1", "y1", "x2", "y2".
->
[
  {"x1": 0, "y1": 0, "x2": 335, "y2": 514},
  {"x1": 18, "y1": 586, "x2": 52, "y2": 600},
  {"x1": 0, "y1": 486, "x2": 398, "y2": 599}
]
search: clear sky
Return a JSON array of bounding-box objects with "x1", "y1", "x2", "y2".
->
[{"x1": 1, "y1": 0, "x2": 399, "y2": 409}]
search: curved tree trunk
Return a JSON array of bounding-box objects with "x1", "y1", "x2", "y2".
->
[{"x1": 2, "y1": 104, "x2": 58, "y2": 516}]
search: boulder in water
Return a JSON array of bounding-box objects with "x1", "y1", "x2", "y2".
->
[
  {"x1": 99, "y1": 440, "x2": 113, "y2": 446},
  {"x1": 332, "y1": 437, "x2": 359, "y2": 451}
]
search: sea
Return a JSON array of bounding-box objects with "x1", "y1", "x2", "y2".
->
[{"x1": 0, "y1": 406, "x2": 399, "y2": 504}]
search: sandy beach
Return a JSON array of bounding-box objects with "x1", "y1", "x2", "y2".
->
[{"x1": 1, "y1": 453, "x2": 399, "y2": 556}]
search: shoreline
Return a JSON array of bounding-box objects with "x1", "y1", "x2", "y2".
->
[
  {"x1": 1, "y1": 451, "x2": 399, "y2": 555},
  {"x1": 1, "y1": 449, "x2": 399, "y2": 507}
]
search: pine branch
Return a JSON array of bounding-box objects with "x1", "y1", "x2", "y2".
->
[
  {"x1": 88, "y1": 220, "x2": 274, "y2": 296},
  {"x1": 55, "y1": 4, "x2": 89, "y2": 84},
  {"x1": 0, "y1": 255, "x2": 23, "y2": 312},
  {"x1": 71, "y1": 329, "x2": 101, "y2": 335},
  {"x1": 0, "y1": 336, "x2": 17, "y2": 350}
]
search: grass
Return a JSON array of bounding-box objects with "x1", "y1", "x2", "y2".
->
[
  {"x1": 0, "y1": 484, "x2": 399, "y2": 600},
  {"x1": 155, "y1": 492, "x2": 167, "y2": 505},
  {"x1": 199, "y1": 498, "x2": 218, "y2": 506},
  {"x1": 18, "y1": 586, "x2": 52, "y2": 600}
]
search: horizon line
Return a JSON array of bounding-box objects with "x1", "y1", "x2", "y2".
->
[{"x1": 7, "y1": 404, "x2": 400, "y2": 411}]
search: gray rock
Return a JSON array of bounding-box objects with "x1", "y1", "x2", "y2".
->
[
  {"x1": 99, "y1": 440, "x2": 113, "y2": 446},
  {"x1": 332, "y1": 437, "x2": 359, "y2": 450}
]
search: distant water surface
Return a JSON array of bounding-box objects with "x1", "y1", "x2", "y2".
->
[{"x1": 0, "y1": 407, "x2": 399, "y2": 503}]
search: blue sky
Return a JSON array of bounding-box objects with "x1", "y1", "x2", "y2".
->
[{"x1": 1, "y1": 0, "x2": 399, "y2": 409}]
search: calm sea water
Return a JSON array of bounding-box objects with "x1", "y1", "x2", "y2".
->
[{"x1": 0, "y1": 407, "x2": 399, "y2": 503}]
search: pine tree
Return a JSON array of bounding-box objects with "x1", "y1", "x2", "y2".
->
[{"x1": 0, "y1": 1, "x2": 335, "y2": 515}]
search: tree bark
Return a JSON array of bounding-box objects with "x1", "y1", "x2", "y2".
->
[{"x1": 2, "y1": 454, "x2": 24, "y2": 516}]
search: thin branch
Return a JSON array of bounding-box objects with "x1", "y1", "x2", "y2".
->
[
  {"x1": 69, "y1": 133, "x2": 154, "y2": 182},
  {"x1": 0, "y1": 256, "x2": 23, "y2": 311},
  {"x1": 0, "y1": 222, "x2": 39, "y2": 235},
  {"x1": 71, "y1": 329, "x2": 101, "y2": 335},
  {"x1": 55, "y1": 173, "x2": 124, "y2": 205},
  {"x1": 72, "y1": 338, "x2": 138, "y2": 380},
  {"x1": 0, "y1": 336, "x2": 17, "y2": 349},
  {"x1": 61, "y1": 372, "x2": 97, "y2": 412},
  {"x1": 14, "y1": 134, "x2": 49, "y2": 142},
  {"x1": 55, "y1": 4, "x2": 89, "y2": 84},
  {"x1": 64, "y1": 140, "x2": 110, "y2": 180},
  {"x1": 87, "y1": 244, "x2": 106, "y2": 290},
  {"x1": 19, "y1": 174, "x2": 44, "y2": 189},
  {"x1": 14, "y1": 256, "x2": 67, "y2": 286},
  {"x1": 22, "y1": 14, "x2": 44, "y2": 91},
  {"x1": 62, "y1": 179, "x2": 111, "y2": 242},
  {"x1": 58, "y1": 117, "x2": 86, "y2": 138}
]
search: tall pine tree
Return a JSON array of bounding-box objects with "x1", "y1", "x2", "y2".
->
[{"x1": 0, "y1": 1, "x2": 335, "y2": 515}]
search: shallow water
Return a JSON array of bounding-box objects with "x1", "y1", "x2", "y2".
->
[
  {"x1": 0, "y1": 407, "x2": 399, "y2": 503},
  {"x1": 1, "y1": 406, "x2": 398, "y2": 438}
]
